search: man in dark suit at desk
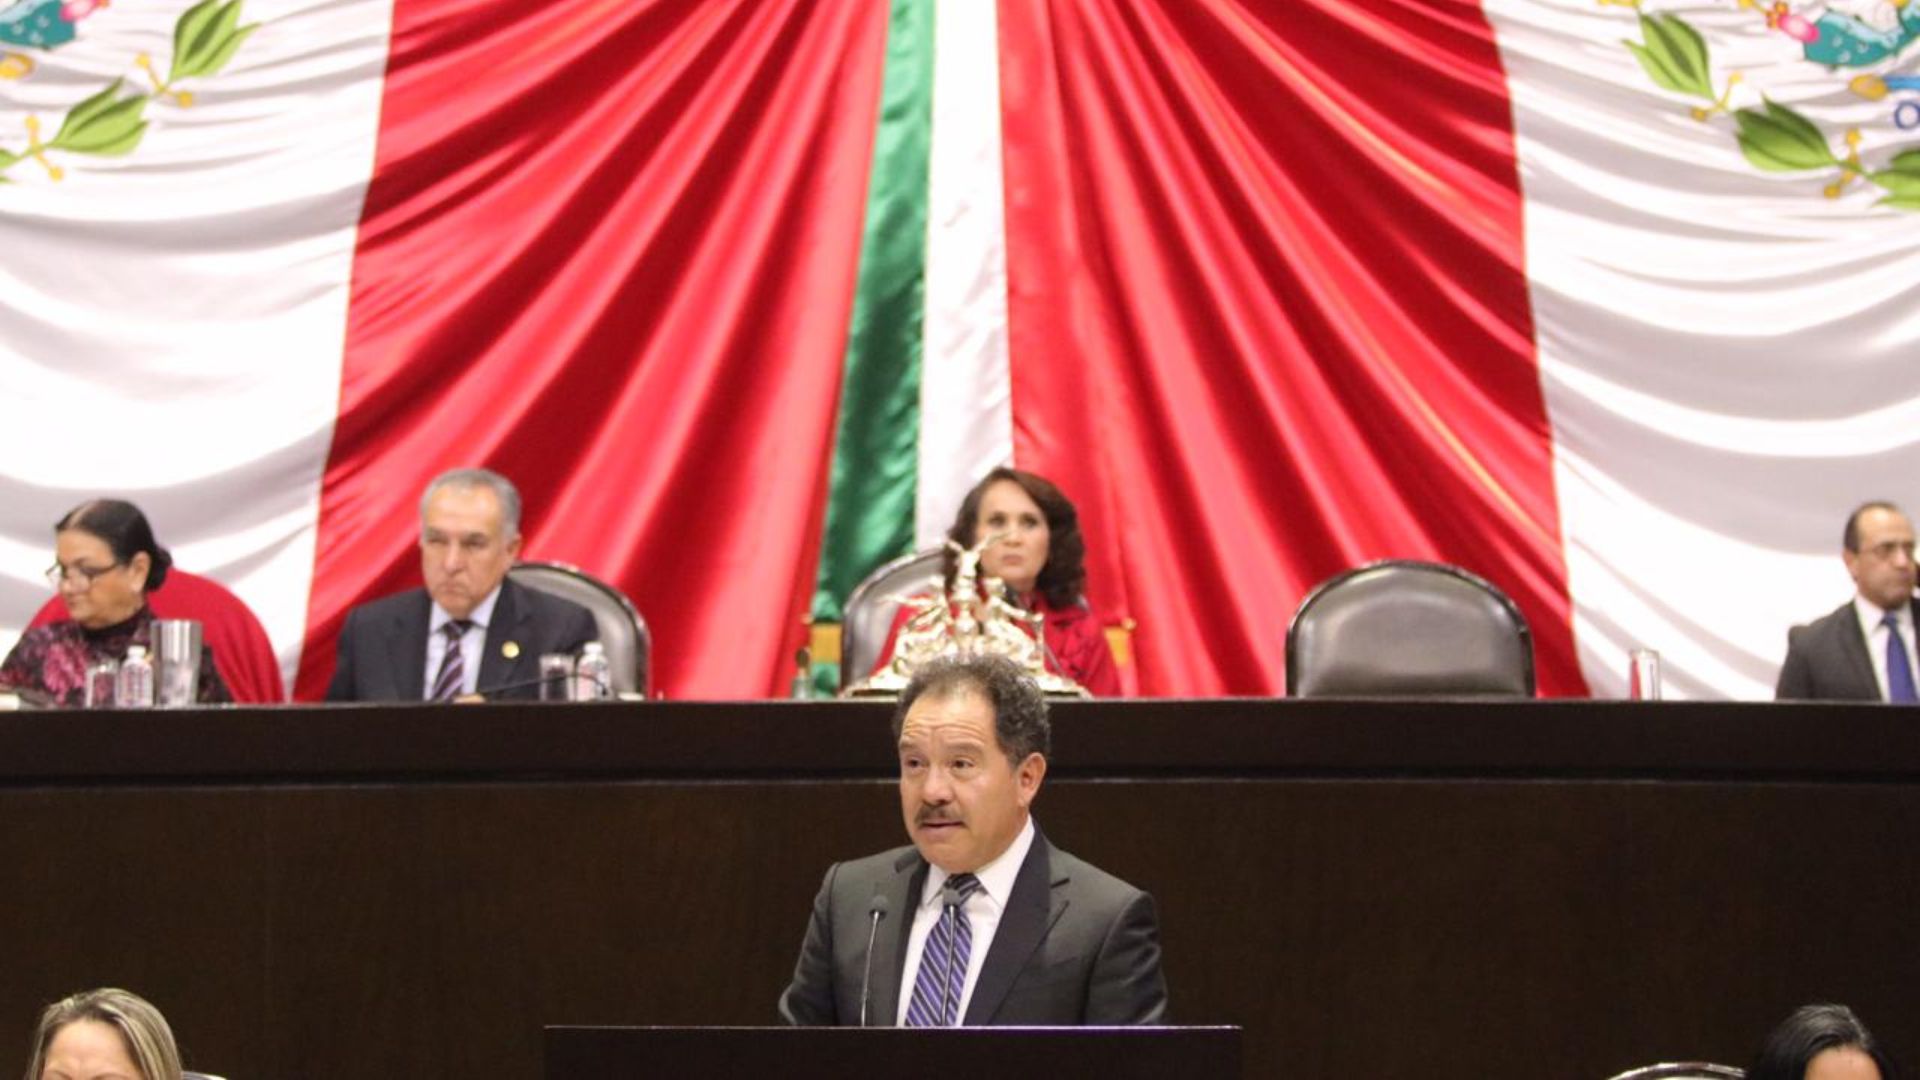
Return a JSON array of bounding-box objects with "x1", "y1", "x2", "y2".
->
[
  {"x1": 779, "y1": 654, "x2": 1168, "y2": 1027},
  {"x1": 1777, "y1": 500, "x2": 1919, "y2": 702},
  {"x1": 326, "y1": 468, "x2": 596, "y2": 702}
]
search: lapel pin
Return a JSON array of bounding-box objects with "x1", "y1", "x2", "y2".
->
[{"x1": 502, "y1": 641, "x2": 521, "y2": 660}]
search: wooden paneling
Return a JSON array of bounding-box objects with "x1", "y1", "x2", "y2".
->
[{"x1": 1, "y1": 700, "x2": 1913, "y2": 1078}]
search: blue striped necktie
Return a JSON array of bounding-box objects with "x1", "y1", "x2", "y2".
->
[
  {"x1": 1884, "y1": 612, "x2": 1918, "y2": 703},
  {"x1": 905, "y1": 873, "x2": 981, "y2": 1027}
]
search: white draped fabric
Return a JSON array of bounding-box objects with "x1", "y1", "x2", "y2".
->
[
  {"x1": 1488, "y1": 0, "x2": 1920, "y2": 697},
  {"x1": 0, "y1": 0, "x2": 392, "y2": 683}
]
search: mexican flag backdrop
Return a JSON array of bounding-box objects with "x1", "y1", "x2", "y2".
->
[{"x1": 3, "y1": 0, "x2": 1917, "y2": 700}]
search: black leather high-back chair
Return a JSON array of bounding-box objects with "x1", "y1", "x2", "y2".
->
[
  {"x1": 839, "y1": 548, "x2": 945, "y2": 689},
  {"x1": 1603, "y1": 1064, "x2": 1745, "y2": 1080},
  {"x1": 507, "y1": 561, "x2": 650, "y2": 696},
  {"x1": 1286, "y1": 559, "x2": 1535, "y2": 697}
]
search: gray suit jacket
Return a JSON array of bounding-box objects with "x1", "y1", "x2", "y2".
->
[
  {"x1": 325, "y1": 579, "x2": 597, "y2": 702},
  {"x1": 1776, "y1": 597, "x2": 1919, "y2": 702},
  {"x1": 778, "y1": 828, "x2": 1168, "y2": 1026}
]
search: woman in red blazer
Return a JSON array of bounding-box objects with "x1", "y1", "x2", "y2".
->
[{"x1": 874, "y1": 468, "x2": 1120, "y2": 697}]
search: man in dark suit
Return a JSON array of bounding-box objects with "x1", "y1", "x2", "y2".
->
[
  {"x1": 326, "y1": 468, "x2": 596, "y2": 702},
  {"x1": 779, "y1": 654, "x2": 1168, "y2": 1026},
  {"x1": 1777, "y1": 500, "x2": 1919, "y2": 702}
]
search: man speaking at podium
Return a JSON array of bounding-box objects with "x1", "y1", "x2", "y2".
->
[{"x1": 779, "y1": 655, "x2": 1168, "y2": 1026}]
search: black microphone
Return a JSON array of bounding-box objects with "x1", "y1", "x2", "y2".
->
[
  {"x1": 938, "y1": 880, "x2": 967, "y2": 1026},
  {"x1": 858, "y1": 893, "x2": 890, "y2": 1027},
  {"x1": 470, "y1": 670, "x2": 576, "y2": 700}
]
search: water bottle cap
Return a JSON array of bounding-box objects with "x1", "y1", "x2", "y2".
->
[
  {"x1": 582, "y1": 641, "x2": 604, "y2": 654},
  {"x1": 127, "y1": 645, "x2": 146, "y2": 658}
]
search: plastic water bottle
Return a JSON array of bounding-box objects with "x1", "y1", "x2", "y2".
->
[
  {"x1": 789, "y1": 646, "x2": 814, "y2": 700},
  {"x1": 84, "y1": 659, "x2": 119, "y2": 708},
  {"x1": 573, "y1": 641, "x2": 611, "y2": 701},
  {"x1": 116, "y1": 644, "x2": 154, "y2": 708}
]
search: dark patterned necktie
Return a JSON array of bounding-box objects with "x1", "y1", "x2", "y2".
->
[
  {"x1": 905, "y1": 873, "x2": 981, "y2": 1027},
  {"x1": 1884, "y1": 612, "x2": 1917, "y2": 703},
  {"x1": 429, "y1": 620, "x2": 473, "y2": 701}
]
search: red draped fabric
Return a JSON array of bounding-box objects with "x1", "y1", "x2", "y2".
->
[
  {"x1": 293, "y1": 0, "x2": 890, "y2": 699},
  {"x1": 998, "y1": 0, "x2": 1584, "y2": 695}
]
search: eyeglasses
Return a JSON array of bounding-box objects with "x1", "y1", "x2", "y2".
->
[{"x1": 45, "y1": 561, "x2": 123, "y2": 588}]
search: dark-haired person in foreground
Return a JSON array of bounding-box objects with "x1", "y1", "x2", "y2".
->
[
  {"x1": 1748, "y1": 1003, "x2": 1900, "y2": 1080},
  {"x1": 1777, "y1": 501, "x2": 1919, "y2": 702},
  {"x1": 779, "y1": 654, "x2": 1167, "y2": 1026},
  {"x1": 871, "y1": 467, "x2": 1120, "y2": 695},
  {"x1": 0, "y1": 500, "x2": 230, "y2": 706}
]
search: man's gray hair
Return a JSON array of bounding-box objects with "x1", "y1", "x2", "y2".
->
[{"x1": 421, "y1": 468, "x2": 523, "y2": 538}]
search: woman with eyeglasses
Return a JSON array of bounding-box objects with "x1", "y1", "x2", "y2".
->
[{"x1": 0, "y1": 500, "x2": 230, "y2": 706}]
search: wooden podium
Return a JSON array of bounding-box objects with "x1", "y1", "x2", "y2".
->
[{"x1": 544, "y1": 1025, "x2": 1243, "y2": 1078}]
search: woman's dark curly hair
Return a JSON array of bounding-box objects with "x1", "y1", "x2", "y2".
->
[{"x1": 943, "y1": 467, "x2": 1087, "y2": 610}]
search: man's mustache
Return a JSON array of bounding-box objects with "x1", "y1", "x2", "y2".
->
[{"x1": 916, "y1": 809, "x2": 962, "y2": 826}]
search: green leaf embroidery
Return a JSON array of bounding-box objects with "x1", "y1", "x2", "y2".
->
[
  {"x1": 1734, "y1": 99, "x2": 1839, "y2": 171},
  {"x1": 1879, "y1": 192, "x2": 1920, "y2": 210},
  {"x1": 0, "y1": 0, "x2": 259, "y2": 182},
  {"x1": 190, "y1": 22, "x2": 257, "y2": 80},
  {"x1": 1625, "y1": 41, "x2": 1683, "y2": 95},
  {"x1": 56, "y1": 79, "x2": 128, "y2": 139},
  {"x1": 1628, "y1": 13, "x2": 1714, "y2": 99},
  {"x1": 49, "y1": 95, "x2": 149, "y2": 156},
  {"x1": 175, "y1": 0, "x2": 251, "y2": 82},
  {"x1": 170, "y1": 0, "x2": 227, "y2": 83},
  {"x1": 1869, "y1": 170, "x2": 1920, "y2": 197}
]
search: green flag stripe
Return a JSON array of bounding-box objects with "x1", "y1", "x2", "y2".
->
[{"x1": 810, "y1": 0, "x2": 935, "y2": 625}]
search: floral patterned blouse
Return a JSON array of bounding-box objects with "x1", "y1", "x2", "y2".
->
[{"x1": 0, "y1": 605, "x2": 232, "y2": 707}]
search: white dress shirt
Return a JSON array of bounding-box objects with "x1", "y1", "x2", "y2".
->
[
  {"x1": 1852, "y1": 594, "x2": 1918, "y2": 702},
  {"x1": 895, "y1": 816, "x2": 1036, "y2": 1026},
  {"x1": 424, "y1": 585, "x2": 502, "y2": 698}
]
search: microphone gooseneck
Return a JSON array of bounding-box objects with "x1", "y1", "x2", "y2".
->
[
  {"x1": 859, "y1": 893, "x2": 890, "y2": 1027},
  {"x1": 473, "y1": 670, "x2": 576, "y2": 700}
]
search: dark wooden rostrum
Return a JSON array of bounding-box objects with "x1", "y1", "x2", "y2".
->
[{"x1": 1, "y1": 697, "x2": 1914, "y2": 1079}]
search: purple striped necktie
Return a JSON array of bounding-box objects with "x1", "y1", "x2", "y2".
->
[
  {"x1": 429, "y1": 620, "x2": 473, "y2": 701},
  {"x1": 905, "y1": 873, "x2": 981, "y2": 1027},
  {"x1": 1884, "y1": 612, "x2": 1918, "y2": 703}
]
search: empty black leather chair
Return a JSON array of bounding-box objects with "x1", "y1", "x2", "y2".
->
[{"x1": 1286, "y1": 559, "x2": 1534, "y2": 697}]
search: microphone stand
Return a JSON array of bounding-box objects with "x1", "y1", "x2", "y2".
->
[{"x1": 859, "y1": 894, "x2": 889, "y2": 1026}]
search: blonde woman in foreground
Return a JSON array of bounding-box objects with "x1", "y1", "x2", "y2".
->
[{"x1": 22, "y1": 988, "x2": 182, "y2": 1080}]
